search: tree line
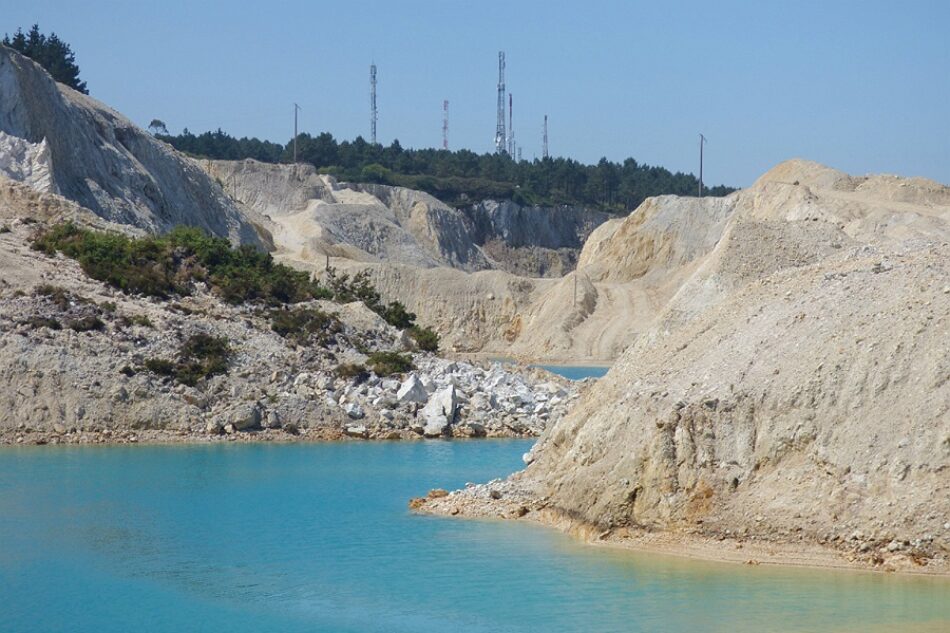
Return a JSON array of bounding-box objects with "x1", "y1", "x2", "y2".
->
[
  {"x1": 3, "y1": 24, "x2": 87, "y2": 93},
  {"x1": 158, "y1": 129, "x2": 734, "y2": 212},
  {"x1": 2, "y1": 25, "x2": 734, "y2": 212}
]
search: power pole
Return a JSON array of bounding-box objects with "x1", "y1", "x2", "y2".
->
[
  {"x1": 542, "y1": 114, "x2": 549, "y2": 159},
  {"x1": 293, "y1": 103, "x2": 301, "y2": 163},
  {"x1": 442, "y1": 100, "x2": 449, "y2": 150},
  {"x1": 698, "y1": 133, "x2": 707, "y2": 197}
]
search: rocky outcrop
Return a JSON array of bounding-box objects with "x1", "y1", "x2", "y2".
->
[
  {"x1": 202, "y1": 159, "x2": 609, "y2": 277},
  {"x1": 460, "y1": 200, "x2": 609, "y2": 277},
  {"x1": 0, "y1": 46, "x2": 263, "y2": 245},
  {"x1": 418, "y1": 161, "x2": 950, "y2": 574}
]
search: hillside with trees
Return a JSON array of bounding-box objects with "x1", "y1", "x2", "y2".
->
[
  {"x1": 159, "y1": 129, "x2": 735, "y2": 213},
  {"x1": 2, "y1": 25, "x2": 87, "y2": 94}
]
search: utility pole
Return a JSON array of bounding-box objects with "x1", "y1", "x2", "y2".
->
[
  {"x1": 698, "y1": 133, "x2": 707, "y2": 197},
  {"x1": 442, "y1": 100, "x2": 449, "y2": 150},
  {"x1": 543, "y1": 115, "x2": 549, "y2": 159},
  {"x1": 293, "y1": 103, "x2": 301, "y2": 164}
]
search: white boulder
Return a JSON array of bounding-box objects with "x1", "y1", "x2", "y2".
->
[{"x1": 397, "y1": 374, "x2": 428, "y2": 404}]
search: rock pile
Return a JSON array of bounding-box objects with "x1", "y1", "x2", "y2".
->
[{"x1": 329, "y1": 356, "x2": 574, "y2": 440}]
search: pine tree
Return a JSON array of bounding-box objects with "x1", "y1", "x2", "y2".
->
[{"x1": 2, "y1": 24, "x2": 88, "y2": 94}]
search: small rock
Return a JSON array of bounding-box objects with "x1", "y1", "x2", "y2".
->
[
  {"x1": 263, "y1": 411, "x2": 281, "y2": 429},
  {"x1": 344, "y1": 424, "x2": 368, "y2": 438},
  {"x1": 344, "y1": 402, "x2": 365, "y2": 420},
  {"x1": 229, "y1": 403, "x2": 262, "y2": 431}
]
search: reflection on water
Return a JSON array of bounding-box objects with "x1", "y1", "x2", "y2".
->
[{"x1": 1, "y1": 442, "x2": 947, "y2": 633}]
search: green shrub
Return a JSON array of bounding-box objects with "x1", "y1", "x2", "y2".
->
[
  {"x1": 269, "y1": 307, "x2": 342, "y2": 347},
  {"x1": 142, "y1": 333, "x2": 231, "y2": 386},
  {"x1": 99, "y1": 301, "x2": 117, "y2": 313},
  {"x1": 324, "y1": 267, "x2": 417, "y2": 329},
  {"x1": 143, "y1": 358, "x2": 176, "y2": 376},
  {"x1": 335, "y1": 363, "x2": 369, "y2": 383},
  {"x1": 408, "y1": 325, "x2": 440, "y2": 353},
  {"x1": 379, "y1": 301, "x2": 415, "y2": 329},
  {"x1": 0, "y1": 225, "x2": 10, "y2": 234},
  {"x1": 176, "y1": 334, "x2": 231, "y2": 386},
  {"x1": 32, "y1": 223, "x2": 332, "y2": 305},
  {"x1": 367, "y1": 351, "x2": 414, "y2": 376}
]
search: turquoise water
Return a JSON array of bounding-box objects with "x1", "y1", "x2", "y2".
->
[
  {"x1": 486, "y1": 357, "x2": 609, "y2": 380},
  {"x1": 1, "y1": 441, "x2": 947, "y2": 633},
  {"x1": 537, "y1": 365, "x2": 610, "y2": 380}
]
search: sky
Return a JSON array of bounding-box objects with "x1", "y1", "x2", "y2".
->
[{"x1": 5, "y1": 0, "x2": 949, "y2": 187}]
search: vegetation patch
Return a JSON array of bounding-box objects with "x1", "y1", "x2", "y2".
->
[
  {"x1": 335, "y1": 363, "x2": 369, "y2": 383},
  {"x1": 367, "y1": 351, "x2": 414, "y2": 376},
  {"x1": 407, "y1": 325, "x2": 440, "y2": 353},
  {"x1": 157, "y1": 129, "x2": 736, "y2": 212},
  {"x1": 142, "y1": 333, "x2": 231, "y2": 386},
  {"x1": 32, "y1": 223, "x2": 332, "y2": 305},
  {"x1": 325, "y1": 268, "x2": 417, "y2": 329},
  {"x1": 269, "y1": 306, "x2": 343, "y2": 347}
]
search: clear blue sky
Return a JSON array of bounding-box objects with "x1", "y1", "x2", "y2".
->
[{"x1": 6, "y1": 0, "x2": 949, "y2": 187}]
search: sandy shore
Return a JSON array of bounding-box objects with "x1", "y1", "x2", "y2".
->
[
  {"x1": 450, "y1": 351, "x2": 613, "y2": 369},
  {"x1": 412, "y1": 488, "x2": 950, "y2": 578},
  {"x1": 0, "y1": 425, "x2": 538, "y2": 447}
]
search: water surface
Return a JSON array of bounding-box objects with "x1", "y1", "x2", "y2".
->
[
  {"x1": 536, "y1": 364, "x2": 610, "y2": 380},
  {"x1": 1, "y1": 441, "x2": 947, "y2": 633}
]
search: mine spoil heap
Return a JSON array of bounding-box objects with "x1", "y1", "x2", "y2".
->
[{"x1": 416, "y1": 160, "x2": 950, "y2": 575}]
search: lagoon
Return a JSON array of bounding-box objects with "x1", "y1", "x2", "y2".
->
[{"x1": 1, "y1": 441, "x2": 947, "y2": 633}]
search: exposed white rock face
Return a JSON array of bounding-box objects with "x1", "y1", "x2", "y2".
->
[
  {"x1": 202, "y1": 159, "x2": 608, "y2": 276},
  {"x1": 0, "y1": 131, "x2": 56, "y2": 193},
  {"x1": 396, "y1": 374, "x2": 428, "y2": 404},
  {"x1": 0, "y1": 47, "x2": 263, "y2": 245}
]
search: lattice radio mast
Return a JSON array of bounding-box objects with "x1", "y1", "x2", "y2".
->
[
  {"x1": 495, "y1": 52, "x2": 507, "y2": 154},
  {"x1": 370, "y1": 63, "x2": 378, "y2": 144},
  {"x1": 442, "y1": 100, "x2": 449, "y2": 150}
]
